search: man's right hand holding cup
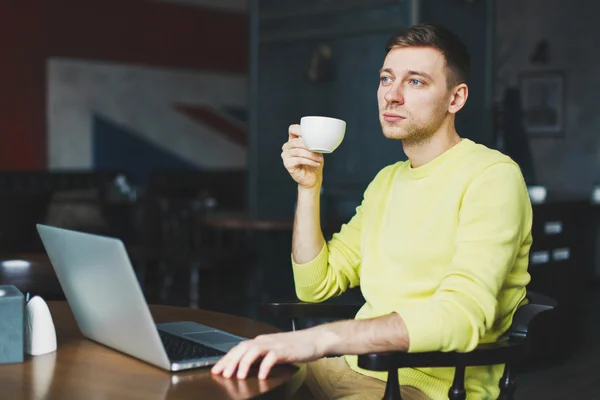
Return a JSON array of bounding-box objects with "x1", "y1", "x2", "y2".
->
[{"x1": 281, "y1": 124, "x2": 324, "y2": 191}]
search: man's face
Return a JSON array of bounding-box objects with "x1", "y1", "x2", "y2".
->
[{"x1": 377, "y1": 46, "x2": 453, "y2": 142}]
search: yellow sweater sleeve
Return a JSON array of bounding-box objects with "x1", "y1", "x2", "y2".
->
[
  {"x1": 290, "y1": 174, "x2": 382, "y2": 302},
  {"x1": 397, "y1": 162, "x2": 532, "y2": 353},
  {"x1": 291, "y1": 205, "x2": 363, "y2": 302}
]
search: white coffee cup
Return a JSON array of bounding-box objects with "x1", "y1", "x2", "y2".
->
[{"x1": 300, "y1": 116, "x2": 346, "y2": 153}]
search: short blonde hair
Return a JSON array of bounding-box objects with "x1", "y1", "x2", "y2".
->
[{"x1": 386, "y1": 23, "x2": 470, "y2": 88}]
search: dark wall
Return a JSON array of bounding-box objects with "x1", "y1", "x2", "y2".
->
[
  {"x1": 248, "y1": 0, "x2": 494, "y2": 220},
  {"x1": 421, "y1": 0, "x2": 495, "y2": 148},
  {"x1": 496, "y1": 0, "x2": 598, "y2": 196}
]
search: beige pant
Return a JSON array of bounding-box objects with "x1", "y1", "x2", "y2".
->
[{"x1": 293, "y1": 357, "x2": 430, "y2": 400}]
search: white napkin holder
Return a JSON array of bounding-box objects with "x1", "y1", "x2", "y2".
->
[{"x1": 24, "y1": 296, "x2": 57, "y2": 356}]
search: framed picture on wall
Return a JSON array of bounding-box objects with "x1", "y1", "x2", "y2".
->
[{"x1": 519, "y1": 70, "x2": 565, "y2": 137}]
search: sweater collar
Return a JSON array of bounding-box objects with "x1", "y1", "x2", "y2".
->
[{"x1": 406, "y1": 138, "x2": 473, "y2": 180}]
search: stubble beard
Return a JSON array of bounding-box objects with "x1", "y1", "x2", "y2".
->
[{"x1": 380, "y1": 106, "x2": 448, "y2": 146}]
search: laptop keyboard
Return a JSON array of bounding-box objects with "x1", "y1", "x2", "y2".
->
[{"x1": 158, "y1": 330, "x2": 226, "y2": 362}]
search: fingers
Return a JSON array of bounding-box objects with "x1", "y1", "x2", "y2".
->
[
  {"x1": 211, "y1": 341, "x2": 275, "y2": 380},
  {"x1": 211, "y1": 333, "x2": 306, "y2": 381},
  {"x1": 288, "y1": 124, "x2": 301, "y2": 139},
  {"x1": 283, "y1": 157, "x2": 322, "y2": 169},
  {"x1": 211, "y1": 342, "x2": 247, "y2": 377},
  {"x1": 282, "y1": 148, "x2": 323, "y2": 166},
  {"x1": 258, "y1": 350, "x2": 279, "y2": 380},
  {"x1": 236, "y1": 345, "x2": 266, "y2": 379},
  {"x1": 282, "y1": 137, "x2": 307, "y2": 151}
]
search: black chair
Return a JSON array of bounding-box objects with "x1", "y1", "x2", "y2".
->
[{"x1": 262, "y1": 291, "x2": 556, "y2": 400}]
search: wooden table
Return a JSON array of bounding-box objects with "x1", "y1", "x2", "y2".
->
[
  {"x1": 203, "y1": 212, "x2": 294, "y2": 231},
  {"x1": 0, "y1": 302, "x2": 305, "y2": 399}
]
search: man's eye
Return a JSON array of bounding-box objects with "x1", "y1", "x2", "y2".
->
[
  {"x1": 409, "y1": 79, "x2": 424, "y2": 86},
  {"x1": 380, "y1": 76, "x2": 392, "y2": 84}
]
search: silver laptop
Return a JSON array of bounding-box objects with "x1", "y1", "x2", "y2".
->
[{"x1": 36, "y1": 224, "x2": 246, "y2": 371}]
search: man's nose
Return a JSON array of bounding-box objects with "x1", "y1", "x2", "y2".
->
[{"x1": 384, "y1": 84, "x2": 404, "y2": 105}]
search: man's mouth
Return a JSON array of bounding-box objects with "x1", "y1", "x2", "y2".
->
[{"x1": 382, "y1": 113, "x2": 406, "y2": 122}]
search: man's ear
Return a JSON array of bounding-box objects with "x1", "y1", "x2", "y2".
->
[{"x1": 448, "y1": 84, "x2": 468, "y2": 114}]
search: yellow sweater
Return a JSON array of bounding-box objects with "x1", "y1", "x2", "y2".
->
[{"x1": 292, "y1": 139, "x2": 533, "y2": 400}]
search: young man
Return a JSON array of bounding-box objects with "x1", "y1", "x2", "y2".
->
[{"x1": 212, "y1": 23, "x2": 533, "y2": 400}]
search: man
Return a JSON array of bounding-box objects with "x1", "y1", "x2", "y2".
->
[{"x1": 212, "y1": 23, "x2": 532, "y2": 400}]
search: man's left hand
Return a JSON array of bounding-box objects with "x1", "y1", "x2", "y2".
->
[{"x1": 210, "y1": 329, "x2": 327, "y2": 380}]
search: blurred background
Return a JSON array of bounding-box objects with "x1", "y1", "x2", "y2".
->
[{"x1": 1, "y1": 1, "x2": 600, "y2": 396}]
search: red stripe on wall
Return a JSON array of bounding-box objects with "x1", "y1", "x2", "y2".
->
[
  {"x1": 174, "y1": 104, "x2": 247, "y2": 147},
  {"x1": 0, "y1": 5, "x2": 46, "y2": 170},
  {"x1": 0, "y1": 0, "x2": 248, "y2": 170}
]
